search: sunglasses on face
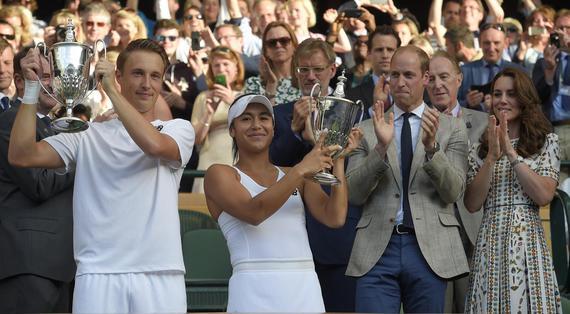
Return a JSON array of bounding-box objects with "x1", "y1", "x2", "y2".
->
[
  {"x1": 0, "y1": 33, "x2": 15, "y2": 40},
  {"x1": 185, "y1": 14, "x2": 204, "y2": 21},
  {"x1": 85, "y1": 21, "x2": 107, "y2": 28},
  {"x1": 155, "y1": 35, "x2": 178, "y2": 42},
  {"x1": 265, "y1": 37, "x2": 292, "y2": 48}
]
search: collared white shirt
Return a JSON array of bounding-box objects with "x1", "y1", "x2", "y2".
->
[{"x1": 393, "y1": 102, "x2": 425, "y2": 224}]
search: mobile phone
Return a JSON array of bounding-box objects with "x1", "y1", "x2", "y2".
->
[
  {"x1": 343, "y1": 9, "x2": 362, "y2": 18},
  {"x1": 214, "y1": 74, "x2": 227, "y2": 86},
  {"x1": 471, "y1": 83, "x2": 492, "y2": 95},
  {"x1": 550, "y1": 33, "x2": 561, "y2": 48},
  {"x1": 528, "y1": 26, "x2": 547, "y2": 36},
  {"x1": 191, "y1": 31, "x2": 202, "y2": 51}
]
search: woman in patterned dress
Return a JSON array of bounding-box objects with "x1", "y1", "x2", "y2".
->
[
  {"x1": 464, "y1": 67, "x2": 562, "y2": 313},
  {"x1": 243, "y1": 22, "x2": 301, "y2": 105}
]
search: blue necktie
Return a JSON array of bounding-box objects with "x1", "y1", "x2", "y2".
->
[
  {"x1": 563, "y1": 55, "x2": 570, "y2": 86},
  {"x1": 487, "y1": 63, "x2": 498, "y2": 83},
  {"x1": 0, "y1": 96, "x2": 9, "y2": 111},
  {"x1": 401, "y1": 112, "x2": 414, "y2": 228}
]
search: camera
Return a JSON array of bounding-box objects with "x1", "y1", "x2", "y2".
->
[
  {"x1": 56, "y1": 25, "x2": 66, "y2": 42},
  {"x1": 550, "y1": 32, "x2": 561, "y2": 48}
]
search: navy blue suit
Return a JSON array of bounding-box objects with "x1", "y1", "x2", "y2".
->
[
  {"x1": 458, "y1": 59, "x2": 524, "y2": 109},
  {"x1": 269, "y1": 100, "x2": 361, "y2": 312}
]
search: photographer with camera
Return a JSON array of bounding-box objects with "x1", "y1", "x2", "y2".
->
[
  {"x1": 533, "y1": 9, "x2": 570, "y2": 182},
  {"x1": 513, "y1": 6, "x2": 556, "y2": 74}
]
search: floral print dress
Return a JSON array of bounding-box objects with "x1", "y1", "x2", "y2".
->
[
  {"x1": 465, "y1": 133, "x2": 562, "y2": 313},
  {"x1": 244, "y1": 76, "x2": 302, "y2": 106}
]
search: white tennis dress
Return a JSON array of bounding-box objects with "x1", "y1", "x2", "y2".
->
[{"x1": 218, "y1": 166, "x2": 325, "y2": 313}]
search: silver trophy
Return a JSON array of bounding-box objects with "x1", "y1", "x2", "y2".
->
[
  {"x1": 308, "y1": 70, "x2": 364, "y2": 185},
  {"x1": 35, "y1": 19, "x2": 105, "y2": 133}
]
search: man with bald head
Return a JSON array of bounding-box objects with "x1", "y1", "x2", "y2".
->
[{"x1": 346, "y1": 45, "x2": 469, "y2": 313}]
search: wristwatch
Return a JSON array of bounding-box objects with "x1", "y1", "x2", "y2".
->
[
  {"x1": 425, "y1": 142, "x2": 440, "y2": 160},
  {"x1": 510, "y1": 155, "x2": 524, "y2": 168}
]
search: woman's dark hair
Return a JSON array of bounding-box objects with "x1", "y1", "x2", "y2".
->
[{"x1": 478, "y1": 67, "x2": 552, "y2": 159}]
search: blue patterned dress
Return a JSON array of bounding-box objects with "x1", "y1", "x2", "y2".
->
[{"x1": 465, "y1": 133, "x2": 562, "y2": 313}]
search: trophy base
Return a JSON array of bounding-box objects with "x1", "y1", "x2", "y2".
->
[
  {"x1": 51, "y1": 116, "x2": 89, "y2": 133},
  {"x1": 313, "y1": 171, "x2": 341, "y2": 186}
]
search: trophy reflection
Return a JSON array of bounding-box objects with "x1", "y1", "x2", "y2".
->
[
  {"x1": 35, "y1": 19, "x2": 105, "y2": 133},
  {"x1": 309, "y1": 70, "x2": 364, "y2": 185}
]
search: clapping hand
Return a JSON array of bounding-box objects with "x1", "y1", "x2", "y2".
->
[
  {"x1": 421, "y1": 106, "x2": 440, "y2": 150},
  {"x1": 371, "y1": 99, "x2": 394, "y2": 155}
]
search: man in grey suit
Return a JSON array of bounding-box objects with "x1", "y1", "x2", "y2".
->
[
  {"x1": 427, "y1": 50, "x2": 488, "y2": 312},
  {"x1": 346, "y1": 45, "x2": 469, "y2": 313},
  {"x1": 0, "y1": 47, "x2": 75, "y2": 313}
]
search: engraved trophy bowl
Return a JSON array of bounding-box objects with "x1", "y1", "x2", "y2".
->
[
  {"x1": 308, "y1": 70, "x2": 364, "y2": 185},
  {"x1": 35, "y1": 19, "x2": 106, "y2": 133}
]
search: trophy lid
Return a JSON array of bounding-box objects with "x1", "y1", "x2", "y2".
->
[
  {"x1": 332, "y1": 69, "x2": 347, "y2": 98},
  {"x1": 64, "y1": 18, "x2": 77, "y2": 42}
]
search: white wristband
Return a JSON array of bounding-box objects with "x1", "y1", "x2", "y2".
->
[{"x1": 22, "y1": 80, "x2": 41, "y2": 105}]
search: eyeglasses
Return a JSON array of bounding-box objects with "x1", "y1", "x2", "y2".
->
[
  {"x1": 481, "y1": 23, "x2": 506, "y2": 33},
  {"x1": 296, "y1": 65, "x2": 330, "y2": 75},
  {"x1": 0, "y1": 33, "x2": 15, "y2": 40},
  {"x1": 155, "y1": 35, "x2": 178, "y2": 42},
  {"x1": 85, "y1": 21, "x2": 107, "y2": 28},
  {"x1": 185, "y1": 14, "x2": 204, "y2": 21},
  {"x1": 265, "y1": 37, "x2": 292, "y2": 48}
]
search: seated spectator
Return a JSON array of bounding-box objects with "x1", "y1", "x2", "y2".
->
[
  {"x1": 287, "y1": 0, "x2": 351, "y2": 54},
  {"x1": 392, "y1": 16, "x2": 418, "y2": 46},
  {"x1": 154, "y1": 19, "x2": 206, "y2": 120},
  {"x1": 191, "y1": 46, "x2": 244, "y2": 193},
  {"x1": 445, "y1": 25, "x2": 482, "y2": 64},
  {"x1": 514, "y1": 6, "x2": 556, "y2": 75},
  {"x1": 503, "y1": 17, "x2": 523, "y2": 61},
  {"x1": 44, "y1": 9, "x2": 85, "y2": 46},
  {"x1": 0, "y1": 20, "x2": 19, "y2": 53},
  {"x1": 203, "y1": 0, "x2": 221, "y2": 31},
  {"x1": 458, "y1": 23, "x2": 522, "y2": 111},
  {"x1": 80, "y1": 2, "x2": 112, "y2": 47},
  {"x1": 244, "y1": 22, "x2": 301, "y2": 105},
  {"x1": 251, "y1": 0, "x2": 277, "y2": 36},
  {"x1": 111, "y1": 9, "x2": 147, "y2": 51},
  {"x1": 213, "y1": 23, "x2": 260, "y2": 78},
  {"x1": 0, "y1": 5, "x2": 34, "y2": 49}
]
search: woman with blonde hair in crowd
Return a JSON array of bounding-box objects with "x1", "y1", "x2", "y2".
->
[
  {"x1": 392, "y1": 17, "x2": 419, "y2": 46},
  {"x1": 191, "y1": 46, "x2": 245, "y2": 193},
  {"x1": 244, "y1": 21, "x2": 300, "y2": 105},
  {"x1": 111, "y1": 9, "x2": 147, "y2": 51},
  {"x1": 287, "y1": 0, "x2": 351, "y2": 54},
  {"x1": 0, "y1": 5, "x2": 33, "y2": 48},
  {"x1": 464, "y1": 67, "x2": 562, "y2": 313},
  {"x1": 44, "y1": 9, "x2": 85, "y2": 46}
]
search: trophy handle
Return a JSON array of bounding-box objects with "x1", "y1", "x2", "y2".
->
[
  {"x1": 85, "y1": 39, "x2": 108, "y2": 97},
  {"x1": 356, "y1": 100, "x2": 365, "y2": 126},
  {"x1": 32, "y1": 42, "x2": 64, "y2": 107},
  {"x1": 307, "y1": 83, "x2": 322, "y2": 144}
]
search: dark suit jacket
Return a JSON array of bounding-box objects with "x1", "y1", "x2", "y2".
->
[
  {"x1": 0, "y1": 104, "x2": 75, "y2": 282},
  {"x1": 346, "y1": 75, "x2": 374, "y2": 121},
  {"x1": 533, "y1": 57, "x2": 566, "y2": 120},
  {"x1": 458, "y1": 59, "x2": 523, "y2": 108},
  {"x1": 269, "y1": 100, "x2": 361, "y2": 265}
]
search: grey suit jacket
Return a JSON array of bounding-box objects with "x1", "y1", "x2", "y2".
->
[
  {"x1": 0, "y1": 104, "x2": 75, "y2": 282},
  {"x1": 456, "y1": 107, "x2": 488, "y2": 246},
  {"x1": 346, "y1": 112, "x2": 469, "y2": 279}
]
